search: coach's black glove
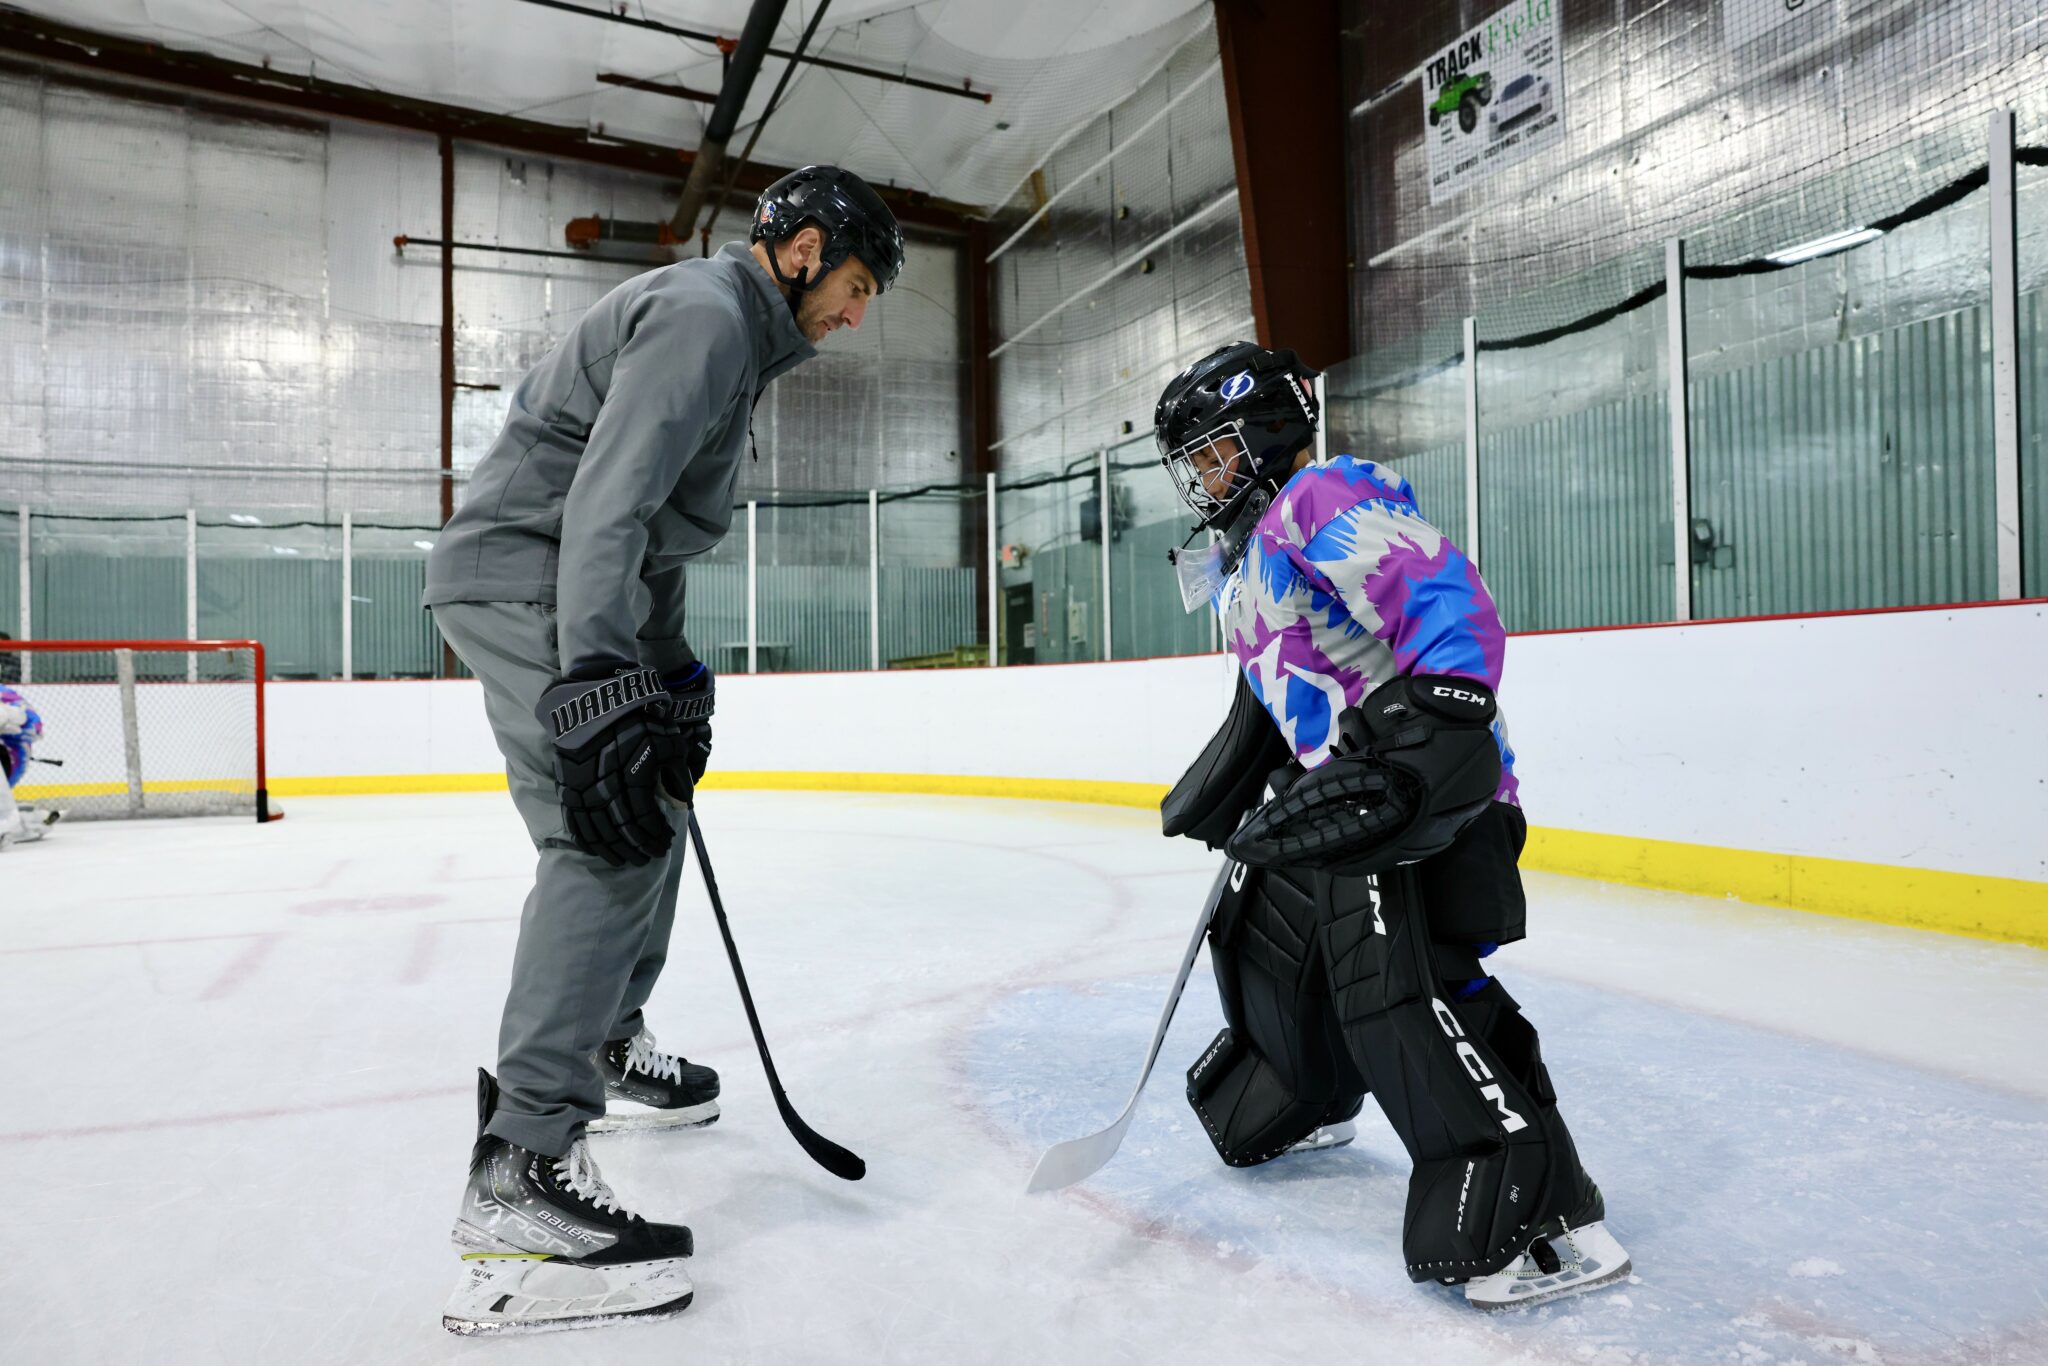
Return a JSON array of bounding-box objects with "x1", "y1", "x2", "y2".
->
[
  {"x1": 659, "y1": 663, "x2": 716, "y2": 805},
  {"x1": 1226, "y1": 674, "x2": 1502, "y2": 874},
  {"x1": 535, "y1": 666, "x2": 688, "y2": 867}
]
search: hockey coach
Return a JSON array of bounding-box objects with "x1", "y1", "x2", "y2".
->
[{"x1": 423, "y1": 167, "x2": 904, "y2": 1334}]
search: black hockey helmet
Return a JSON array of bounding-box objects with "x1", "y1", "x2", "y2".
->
[
  {"x1": 751, "y1": 165, "x2": 906, "y2": 296},
  {"x1": 1154, "y1": 341, "x2": 1321, "y2": 528}
]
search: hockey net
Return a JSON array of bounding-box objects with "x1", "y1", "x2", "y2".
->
[{"x1": 1, "y1": 640, "x2": 272, "y2": 822}]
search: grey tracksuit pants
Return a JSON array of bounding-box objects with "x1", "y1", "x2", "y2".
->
[{"x1": 432, "y1": 600, "x2": 686, "y2": 1157}]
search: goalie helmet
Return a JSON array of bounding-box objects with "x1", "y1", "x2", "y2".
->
[
  {"x1": 751, "y1": 165, "x2": 906, "y2": 296},
  {"x1": 1154, "y1": 341, "x2": 1321, "y2": 529}
]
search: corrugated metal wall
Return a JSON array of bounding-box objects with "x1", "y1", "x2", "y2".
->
[
  {"x1": 1481, "y1": 393, "x2": 1674, "y2": 633},
  {"x1": 28, "y1": 519, "x2": 186, "y2": 642},
  {"x1": 351, "y1": 555, "x2": 437, "y2": 679},
  {"x1": 880, "y1": 567, "x2": 980, "y2": 664},
  {"x1": 0, "y1": 510, "x2": 17, "y2": 639},
  {"x1": 1690, "y1": 303, "x2": 1997, "y2": 617},
  {"x1": 1384, "y1": 445, "x2": 1468, "y2": 557},
  {"x1": 878, "y1": 490, "x2": 983, "y2": 665}
]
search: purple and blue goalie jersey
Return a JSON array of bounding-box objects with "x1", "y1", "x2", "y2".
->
[
  {"x1": 1215, "y1": 455, "x2": 1520, "y2": 804},
  {"x1": 0, "y1": 684, "x2": 42, "y2": 790}
]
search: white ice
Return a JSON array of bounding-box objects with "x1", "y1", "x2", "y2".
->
[{"x1": 3, "y1": 792, "x2": 2045, "y2": 1365}]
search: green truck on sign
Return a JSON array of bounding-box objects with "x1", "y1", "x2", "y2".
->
[{"x1": 1428, "y1": 71, "x2": 1494, "y2": 134}]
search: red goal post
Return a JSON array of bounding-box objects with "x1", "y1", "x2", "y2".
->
[{"x1": 0, "y1": 639, "x2": 274, "y2": 823}]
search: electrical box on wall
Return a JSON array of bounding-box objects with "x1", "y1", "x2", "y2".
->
[{"x1": 1080, "y1": 484, "x2": 1133, "y2": 544}]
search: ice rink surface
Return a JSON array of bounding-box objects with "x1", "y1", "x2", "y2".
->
[{"x1": 3, "y1": 791, "x2": 2045, "y2": 1366}]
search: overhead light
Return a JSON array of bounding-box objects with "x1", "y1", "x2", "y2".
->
[
  {"x1": 228, "y1": 513, "x2": 261, "y2": 525},
  {"x1": 413, "y1": 540, "x2": 435, "y2": 551},
  {"x1": 271, "y1": 546, "x2": 300, "y2": 556},
  {"x1": 1767, "y1": 226, "x2": 1882, "y2": 266}
]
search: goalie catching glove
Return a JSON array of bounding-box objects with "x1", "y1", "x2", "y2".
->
[
  {"x1": 535, "y1": 665, "x2": 715, "y2": 868},
  {"x1": 1226, "y1": 674, "x2": 1501, "y2": 874}
]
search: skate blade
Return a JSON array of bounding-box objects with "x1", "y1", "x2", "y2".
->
[
  {"x1": 442, "y1": 1254, "x2": 694, "y2": 1335},
  {"x1": 588, "y1": 1100, "x2": 720, "y2": 1134},
  {"x1": 1467, "y1": 1256, "x2": 1632, "y2": 1312},
  {"x1": 1283, "y1": 1120, "x2": 1357, "y2": 1156}
]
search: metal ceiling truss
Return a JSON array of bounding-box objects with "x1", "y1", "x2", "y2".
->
[{"x1": 512, "y1": 0, "x2": 993, "y2": 104}]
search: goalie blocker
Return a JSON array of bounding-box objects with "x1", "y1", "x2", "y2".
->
[{"x1": 1168, "y1": 674, "x2": 1603, "y2": 1284}]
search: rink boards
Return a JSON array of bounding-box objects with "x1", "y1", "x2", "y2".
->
[{"x1": 23, "y1": 598, "x2": 2043, "y2": 941}]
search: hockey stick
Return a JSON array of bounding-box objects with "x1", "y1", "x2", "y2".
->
[
  {"x1": 686, "y1": 810, "x2": 865, "y2": 1182},
  {"x1": 1024, "y1": 856, "x2": 1234, "y2": 1194}
]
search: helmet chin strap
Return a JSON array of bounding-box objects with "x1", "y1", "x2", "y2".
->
[{"x1": 765, "y1": 245, "x2": 818, "y2": 318}]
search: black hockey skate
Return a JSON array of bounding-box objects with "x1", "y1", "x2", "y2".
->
[
  {"x1": 444, "y1": 1070, "x2": 694, "y2": 1336},
  {"x1": 589, "y1": 1027, "x2": 721, "y2": 1133}
]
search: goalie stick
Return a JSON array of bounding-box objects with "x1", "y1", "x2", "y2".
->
[
  {"x1": 687, "y1": 811, "x2": 865, "y2": 1182},
  {"x1": 1024, "y1": 856, "x2": 1234, "y2": 1194}
]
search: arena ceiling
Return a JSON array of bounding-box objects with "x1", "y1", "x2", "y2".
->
[{"x1": 7, "y1": 0, "x2": 1215, "y2": 211}]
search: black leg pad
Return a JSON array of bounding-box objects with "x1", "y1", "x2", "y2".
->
[
  {"x1": 1322, "y1": 864, "x2": 1602, "y2": 1283},
  {"x1": 1186, "y1": 865, "x2": 1366, "y2": 1167}
]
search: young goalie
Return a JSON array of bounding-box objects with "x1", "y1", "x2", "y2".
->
[
  {"x1": 0, "y1": 684, "x2": 58, "y2": 850},
  {"x1": 1152, "y1": 341, "x2": 1629, "y2": 1310}
]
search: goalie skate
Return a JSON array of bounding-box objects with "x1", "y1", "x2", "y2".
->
[
  {"x1": 589, "y1": 1028, "x2": 720, "y2": 1134},
  {"x1": 1462, "y1": 1221, "x2": 1631, "y2": 1311},
  {"x1": 0, "y1": 805, "x2": 58, "y2": 849},
  {"x1": 1283, "y1": 1097, "x2": 1362, "y2": 1156},
  {"x1": 1283, "y1": 1119, "x2": 1357, "y2": 1154}
]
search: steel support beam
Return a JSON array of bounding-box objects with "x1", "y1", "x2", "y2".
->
[
  {"x1": 512, "y1": 0, "x2": 992, "y2": 104},
  {"x1": 1213, "y1": 0, "x2": 1351, "y2": 368},
  {"x1": 596, "y1": 72, "x2": 718, "y2": 105},
  {"x1": 397, "y1": 234, "x2": 667, "y2": 269},
  {"x1": 669, "y1": 0, "x2": 789, "y2": 237},
  {"x1": 698, "y1": 0, "x2": 834, "y2": 245}
]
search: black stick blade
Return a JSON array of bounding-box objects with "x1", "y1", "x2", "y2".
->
[{"x1": 776, "y1": 1091, "x2": 865, "y2": 1181}]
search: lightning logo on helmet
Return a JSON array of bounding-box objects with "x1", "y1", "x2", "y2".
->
[{"x1": 1219, "y1": 370, "x2": 1256, "y2": 404}]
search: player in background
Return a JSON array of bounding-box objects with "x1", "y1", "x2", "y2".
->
[
  {"x1": 0, "y1": 684, "x2": 59, "y2": 849},
  {"x1": 423, "y1": 167, "x2": 904, "y2": 1335},
  {"x1": 1152, "y1": 341, "x2": 1630, "y2": 1310}
]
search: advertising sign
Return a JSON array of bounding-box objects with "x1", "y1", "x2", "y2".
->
[{"x1": 1422, "y1": 0, "x2": 1566, "y2": 205}]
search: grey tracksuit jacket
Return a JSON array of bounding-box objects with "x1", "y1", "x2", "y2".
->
[
  {"x1": 422, "y1": 243, "x2": 815, "y2": 1155},
  {"x1": 423, "y1": 242, "x2": 816, "y2": 675}
]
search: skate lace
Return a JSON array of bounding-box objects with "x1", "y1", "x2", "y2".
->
[
  {"x1": 553, "y1": 1138, "x2": 634, "y2": 1219},
  {"x1": 624, "y1": 1029, "x2": 685, "y2": 1084}
]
